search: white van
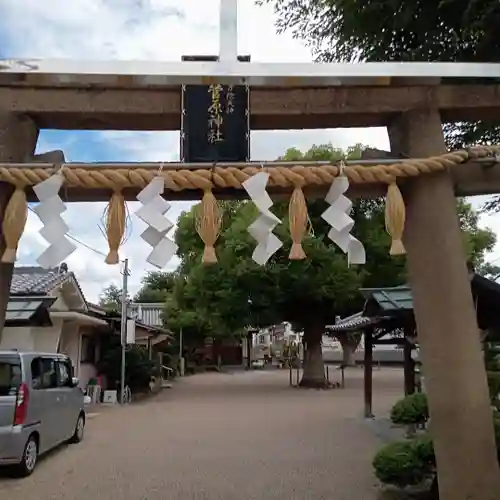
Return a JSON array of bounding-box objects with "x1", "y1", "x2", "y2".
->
[{"x1": 0, "y1": 351, "x2": 86, "y2": 476}]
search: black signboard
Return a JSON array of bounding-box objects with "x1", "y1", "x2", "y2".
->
[{"x1": 180, "y1": 83, "x2": 250, "y2": 163}]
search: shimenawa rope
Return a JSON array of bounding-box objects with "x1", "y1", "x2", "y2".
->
[{"x1": 1, "y1": 145, "x2": 498, "y2": 265}]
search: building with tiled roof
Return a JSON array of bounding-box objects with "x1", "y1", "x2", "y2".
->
[{"x1": 1, "y1": 265, "x2": 171, "y2": 389}]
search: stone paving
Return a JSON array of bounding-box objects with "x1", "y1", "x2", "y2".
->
[{"x1": 0, "y1": 367, "x2": 406, "y2": 500}]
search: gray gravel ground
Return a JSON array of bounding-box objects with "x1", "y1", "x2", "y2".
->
[{"x1": 0, "y1": 367, "x2": 406, "y2": 500}]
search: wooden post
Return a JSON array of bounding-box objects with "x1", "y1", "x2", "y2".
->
[
  {"x1": 364, "y1": 328, "x2": 373, "y2": 418},
  {"x1": 389, "y1": 109, "x2": 500, "y2": 499},
  {"x1": 246, "y1": 332, "x2": 252, "y2": 369},
  {"x1": 0, "y1": 114, "x2": 39, "y2": 344}
]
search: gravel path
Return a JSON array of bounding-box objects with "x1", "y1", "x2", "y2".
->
[{"x1": 0, "y1": 367, "x2": 404, "y2": 500}]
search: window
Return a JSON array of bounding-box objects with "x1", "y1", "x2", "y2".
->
[
  {"x1": 31, "y1": 357, "x2": 57, "y2": 390},
  {"x1": 57, "y1": 360, "x2": 72, "y2": 387},
  {"x1": 81, "y1": 335, "x2": 96, "y2": 363},
  {"x1": 258, "y1": 334, "x2": 265, "y2": 344},
  {"x1": 41, "y1": 359, "x2": 57, "y2": 389},
  {"x1": 31, "y1": 358, "x2": 42, "y2": 390},
  {"x1": 0, "y1": 356, "x2": 21, "y2": 396}
]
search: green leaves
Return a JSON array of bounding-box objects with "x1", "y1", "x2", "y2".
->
[
  {"x1": 98, "y1": 284, "x2": 122, "y2": 312},
  {"x1": 259, "y1": 0, "x2": 500, "y2": 210},
  {"x1": 170, "y1": 143, "x2": 401, "y2": 334},
  {"x1": 390, "y1": 393, "x2": 430, "y2": 426},
  {"x1": 373, "y1": 435, "x2": 436, "y2": 487},
  {"x1": 132, "y1": 141, "x2": 495, "y2": 348}
]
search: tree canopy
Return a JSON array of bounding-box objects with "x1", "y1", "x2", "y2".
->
[
  {"x1": 98, "y1": 283, "x2": 122, "y2": 312},
  {"x1": 259, "y1": 0, "x2": 500, "y2": 63},
  {"x1": 134, "y1": 271, "x2": 177, "y2": 303},
  {"x1": 258, "y1": 0, "x2": 500, "y2": 209},
  {"x1": 174, "y1": 144, "x2": 406, "y2": 334}
]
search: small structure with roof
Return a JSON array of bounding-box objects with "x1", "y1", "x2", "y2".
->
[{"x1": 327, "y1": 273, "x2": 500, "y2": 418}]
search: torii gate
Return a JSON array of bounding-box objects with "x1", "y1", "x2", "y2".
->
[{"x1": 1, "y1": 1, "x2": 500, "y2": 498}]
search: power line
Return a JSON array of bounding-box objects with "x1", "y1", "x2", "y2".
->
[
  {"x1": 66, "y1": 233, "x2": 109, "y2": 258},
  {"x1": 27, "y1": 205, "x2": 109, "y2": 259}
]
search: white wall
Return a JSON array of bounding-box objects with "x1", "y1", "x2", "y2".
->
[
  {"x1": 58, "y1": 322, "x2": 81, "y2": 373},
  {"x1": 0, "y1": 327, "x2": 34, "y2": 351},
  {"x1": 50, "y1": 295, "x2": 70, "y2": 311},
  {"x1": 1, "y1": 319, "x2": 64, "y2": 353},
  {"x1": 78, "y1": 363, "x2": 97, "y2": 389},
  {"x1": 32, "y1": 319, "x2": 64, "y2": 352}
]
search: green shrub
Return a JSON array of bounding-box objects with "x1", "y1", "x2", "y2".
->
[
  {"x1": 487, "y1": 371, "x2": 500, "y2": 408},
  {"x1": 494, "y1": 414, "x2": 500, "y2": 459},
  {"x1": 373, "y1": 435, "x2": 435, "y2": 487},
  {"x1": 410, "y1": 433, "x2": 435, "y2": 465},
  {"x1": 374, "y1": 418, "x2": 500, "y2": 489},
  {"x1": 376, "y1": 353, "x2": 500, "y2": 492},
  {"x1": 390, "y1": 392, "x2": 429, "y2": 426},
  {"x1": 97, "y1": 344, "x2": 156, "y2": 392}
]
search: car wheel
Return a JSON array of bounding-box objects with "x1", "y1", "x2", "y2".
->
[
  {"x1": 69, "y1": 413, "x2": 85, "y2": 444},
  {"x1": 14, "y1": 435, "x2": 38, "y2": 477}
]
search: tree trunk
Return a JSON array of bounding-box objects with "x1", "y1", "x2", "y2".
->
[
  {"x1": 299, "y1": 321, "x2": 327, "y2": 388},
  {"x1": 338, "y1": 333, "x2": 360, "y2": 367}
]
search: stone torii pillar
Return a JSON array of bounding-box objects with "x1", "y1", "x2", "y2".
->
[
  {"x1": 389, "y1": 109, "x2": 500, "y2": 499},
  {"x1": 0, "y1": 114, "x2": 39, "y2": 340}
]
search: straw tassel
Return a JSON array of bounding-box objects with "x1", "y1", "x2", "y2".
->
[
  {"x1": 1, "y1": 186, "x2": 28, "y2": 263},
  {"x1": 105, "y1": 191, "x2": 126, "y2": 264},
  {"x1": 195, "y1": 190, "x2": 222, "y2": 264},
  {"x1": 385, "y1": 183, "x2": 406, "y2": 255},
  {"x1": 288, "y1": 186, "x2": 308, "y2": 260}
]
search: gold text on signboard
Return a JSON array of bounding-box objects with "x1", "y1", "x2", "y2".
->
[
  {"x1": 208, "y1": 84, "x2": 224, "y2": 143},
  {"x1": 226, "y1": 85, "x2": 235, "y2": 115}
]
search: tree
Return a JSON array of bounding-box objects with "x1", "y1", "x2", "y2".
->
[
  {"x1": 174, "y1": 143, "x2": 496, "y2": 385},
  {"x1": 259, "y1": 0, "x2": 500, "y2": 64},
  {"x1": 134, "y1": 268, "x2": 225, "y2": 364},
  {"x1": 175, "y1": 144, "x2": 406, "y2": 386},
  {"x1": 97, "y1": 334, "x2": 155, "y2": 392},
  {"x1": 457, "y1": 198, "x2": 497, "y2": 270},
  {"x1": 134, "y1": 271, "x2": 177, "y2": 303},
  {"x1": 98, "y1": 284, "x2": 122, "y2": 312},
  {"x1": 258, "y1": 0, "x2": 500, "y2": 210}
]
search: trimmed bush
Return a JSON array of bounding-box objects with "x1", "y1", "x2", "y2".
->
[
  {"x1": 373, "y1": 435, "x2": 435, "y2": 487},
  {"x1": 376, "y1": 343, "x2": 500, "y2": 496},
  {"x1": 374, "y1": 416, "x2": 500, "y2": 489},
  {"x1": 487, "y1": 371, "x2": 500, "y2": 408},
  {"x1": 390, "y1": 392, "x2": 429, "y2": 426}
]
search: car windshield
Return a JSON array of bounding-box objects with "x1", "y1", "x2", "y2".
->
[{"x1": 0, "y1": 356, "x2": 21, "y2": 396}]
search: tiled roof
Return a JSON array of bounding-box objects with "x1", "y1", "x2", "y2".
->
[
  {"x1": 10, "y1": 266, "x2": 83, "y2": 298},
  {"x1": 325, "y1": 311, "x2": 375, "y2": 333},
  {"x1": 360, "y1": 285, "x2": 413, "y2": 312}
]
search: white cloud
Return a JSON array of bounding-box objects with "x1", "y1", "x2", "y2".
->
[{"x1": 4, "y1": 0, "x2": 500, "y2": 300}]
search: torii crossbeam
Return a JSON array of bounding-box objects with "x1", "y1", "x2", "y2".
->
[{"x1": 1, "y1": 0, "x2": 500, "y2": 86}]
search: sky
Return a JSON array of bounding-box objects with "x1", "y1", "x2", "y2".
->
[{"x1": 1, "y1": 0, "x2": 499, "y2": 302}]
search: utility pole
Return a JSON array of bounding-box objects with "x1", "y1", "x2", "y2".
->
[{"x1": 119, "y1": 258, "x2": 130, "y2": 404}]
